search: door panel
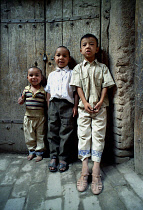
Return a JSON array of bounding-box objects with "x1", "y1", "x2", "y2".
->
[
  {"x1": 46, "y1": 22, "x2": 63, "y2": 75},
  {"x1": 0, "y1": 0, "x2": 45, "y2": 152},
  {"x1": 0, "y1": 0, "x2": 103, "y2": 152}
]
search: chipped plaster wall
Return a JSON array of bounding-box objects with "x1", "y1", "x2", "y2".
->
[{"x1": 109, "y1": 0, "x2": 135, "y2": 163}]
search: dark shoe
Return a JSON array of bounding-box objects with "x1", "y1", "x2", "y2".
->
[
  {"x1": 48, "y1": 155, "x2": 58, "y2": 172},
  {"x1": 58, "y1": 161, "x2": 69, "y2": 173}
]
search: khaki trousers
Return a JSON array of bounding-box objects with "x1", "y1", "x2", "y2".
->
[
  {"x1": 23, "y1": 116, "x2": 46, "y2": 153},
  {"x1": 78, "y1": 107, "x2": 107, "y2": 162}
]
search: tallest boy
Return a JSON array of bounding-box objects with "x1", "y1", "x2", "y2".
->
[{"x1": 70, "y1": 34, "x2": 115, "y2": 195}]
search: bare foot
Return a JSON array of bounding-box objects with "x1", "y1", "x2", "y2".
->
[
  {"x1": 35, "y1": 156, "x2": 42, "y2": 162},
  {"x1": 27, "y1": 154, "x2": 35, "y2": 161}
]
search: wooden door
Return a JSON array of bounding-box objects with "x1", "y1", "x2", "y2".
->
[{"x1": 0, "y1": 0, "x2": 109, "y2": 152}]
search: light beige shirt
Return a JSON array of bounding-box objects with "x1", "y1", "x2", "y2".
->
[{"x1": 70, "y1": 59, "x2": 115, "y2": 108}]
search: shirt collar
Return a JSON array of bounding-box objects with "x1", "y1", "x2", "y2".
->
[
  {"x1": 83, "y1": 59, "x2": 98, "y2": 66},
  {"x1": 56, "y1": 65, "x2": 70, "y2": 72},
  {"x1": 28, "y1": 85, "x2": 44, "y2": 92}
]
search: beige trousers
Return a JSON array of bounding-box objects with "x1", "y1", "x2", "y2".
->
[
  {"x1": 78, "y1": 107, "x2": 107, "y2": 162},
  {"x1": 23, "y1": 116, "x2": 46, "y2": 152}
]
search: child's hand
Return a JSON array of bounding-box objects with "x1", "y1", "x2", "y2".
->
[
  {"x1": 18, "y1": 96, "x2": 24, "y2": 105},
  {"x1": 93, "y1": 101, "x2": 102, "y2": 113},
  {"x1": 84, "y1": 102, "x2": 94, "y2": 113},
  {"x1": 72, "y1": 106, "x2": 78, "y2": 117}
]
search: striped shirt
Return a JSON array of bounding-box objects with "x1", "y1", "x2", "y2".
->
[{"x1": 22, "y1": 85, "x2": 46, "y2": 116}]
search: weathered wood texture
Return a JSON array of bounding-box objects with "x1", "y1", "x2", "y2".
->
[
  {"x1": 134, "y1": 0, "x2": 143, "y2": 175},
  {"x1": 1, "y1": 0, "x2": 136, "y2": 164},
  {"x1": 0, "y1": 0, "x2": 104, "y2": 152},
  {"x1": 0, "y1": 0, "x2": 45, "y2": 152},
  {"x1": 45, "y1": 0, "x2": 101, "y2": 75}
]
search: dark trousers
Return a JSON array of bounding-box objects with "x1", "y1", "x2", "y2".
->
[{"x1": 48, "y1": 98, "x2": 74, "y2": 162}]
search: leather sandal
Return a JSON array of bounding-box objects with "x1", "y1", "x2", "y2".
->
[
  {"x1": 48, "y1": 155, "x2": 58, "y2": 172},
  {"x1": 91, "y1": 174, "x2": 103, "y2": 195},
  {"x1": 58, "y1": 161, "x2": 69, "y2": 173},
  {"x1": 77, "y1": 173, "x2": 89, "y2": 192}
]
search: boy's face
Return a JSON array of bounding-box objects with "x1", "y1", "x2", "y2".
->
[
  {"x1": 27, "y1": 68, "x2": 42, "y2": 87},
  {"x1": 54, "y1": 47, "x2": 70, "y2": 68},
  {"x1": 80, "y1": 37, "x2": 99, "y2": 62}
]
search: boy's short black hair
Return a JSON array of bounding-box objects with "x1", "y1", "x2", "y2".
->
[
  {"x1": 56, "y1": 46, "x2": 70, "y2": 57},
  {"x1": 80, "y1": 33, "x2": 98, "y2": 47},
  {"x1": 28, "y1": 66, "x2": 42, "y2": 75}
]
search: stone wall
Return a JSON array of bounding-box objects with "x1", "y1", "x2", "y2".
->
[{"x1": 109, "y1": 0, "x2": 135, "y2": 163}]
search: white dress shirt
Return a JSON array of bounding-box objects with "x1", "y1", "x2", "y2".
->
[{"x1": 45, "y1": 66, "x2": 75, "y2": 104}]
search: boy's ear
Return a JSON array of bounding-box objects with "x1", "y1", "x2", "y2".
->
[
  {"x1": 69, "y1": 56, "x2": 71, "y2": 62},
  {"x1": 80, "y1": 48, "x2": 83, "y2": 54},
  {"x1": 96, "y1": 47, "x2": 99, "y2": 53}
]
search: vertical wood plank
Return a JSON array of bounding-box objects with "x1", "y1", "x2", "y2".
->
[
  {"x1": 46, "y1": 22, "x2": 63, "y2": 76},
  {"x1": 63, "y1": 0, "x2": 73, "y2": 18},
  {"x1": 46, "y1": 0, "x2": 63, "y2": 76},
  {"x1": 46, "y1": 0, "x2": 63, "y2": 21}
]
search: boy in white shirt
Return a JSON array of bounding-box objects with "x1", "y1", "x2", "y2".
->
[{"x1": 45, "y1": 46, "x2": 78, "y2": 172}]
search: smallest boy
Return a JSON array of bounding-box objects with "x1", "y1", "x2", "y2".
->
[
  {"x1": 70, "y1": 34, "x2": 115, "y2": 194},
  {"x1": 18, "y1": 67, "x2": 46, "y2": 162}
]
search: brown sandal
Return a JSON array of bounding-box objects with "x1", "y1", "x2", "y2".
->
[
  {"x1": 91, "y1": 174, "x2": 103, "y2": 195},
  {"x1": 77, "y1": 173, "x2": 89, "y2": 192}
]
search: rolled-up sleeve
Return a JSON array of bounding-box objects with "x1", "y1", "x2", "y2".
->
[
  {"x1": 44, "y1": 75, "x2": 51, "y2": 93},
  {"x1": 70, "y1": 64, "x2": 82, "y2": 88},
  {"x1": 102, "y1": 65, "x2": 115, "y2": 89}
]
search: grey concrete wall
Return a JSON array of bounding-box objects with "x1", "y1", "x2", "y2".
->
[
  {"x1": 109, "y1": 0, "x2": 135, "y2": 163},
  {"x1": 134, "y1": 0, "x2": 143, "y2": 175}
]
